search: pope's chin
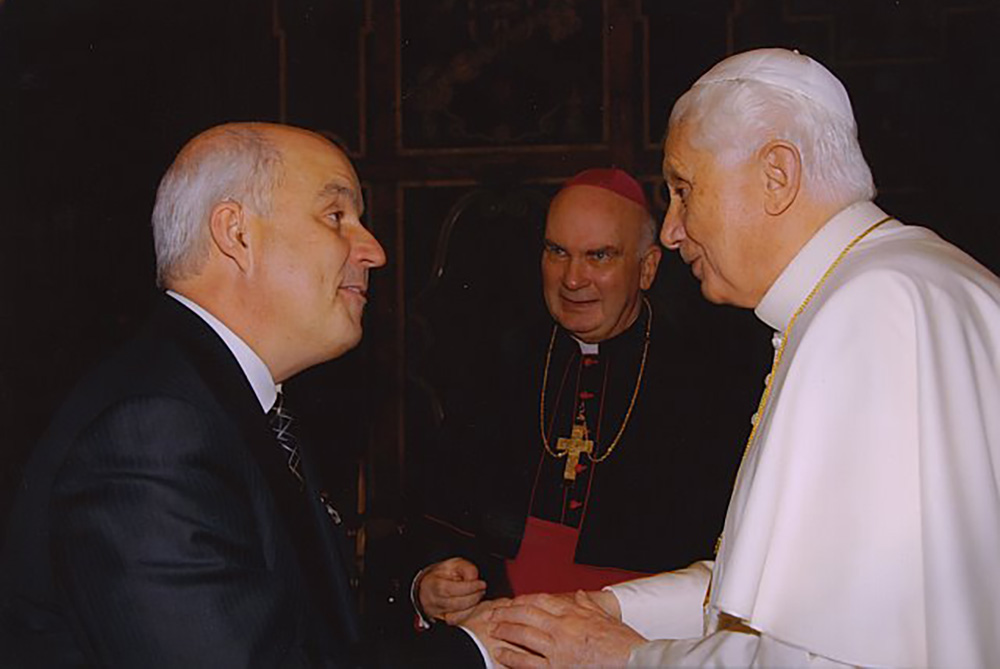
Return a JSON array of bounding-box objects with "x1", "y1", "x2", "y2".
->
[
  {"x1": 697, "y1": 277, "x2": 738, "y2": 307},
  {"x1": 695, "y1": 277, "x2": 720, "y2": 304}
]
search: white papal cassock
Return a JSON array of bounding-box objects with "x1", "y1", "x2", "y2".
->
[{"x1": 609, "y1": 200, "x2": 1000, "y2": 667}]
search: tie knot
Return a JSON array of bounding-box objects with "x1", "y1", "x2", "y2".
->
[
  {"x1": 269, "y1": 392, "x2": 303, "y2": 486},
  {"x1": 269, "y1": 392, "x2": 294, "y2": 431}
]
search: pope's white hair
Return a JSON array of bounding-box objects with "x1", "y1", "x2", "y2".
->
[
  {"x1": 638, "y1": 211, "x2": 658, "y2": 253},
  {"x1": 668, "y1": 79, "x2": 876, "y2": 208},
  {"x1": 151, "y1": 125, "x2": 283, "y2": 287}
]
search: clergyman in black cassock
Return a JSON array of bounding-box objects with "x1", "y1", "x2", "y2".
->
[
  {"x1": 412, "y1": 168, "x2": 761, "y2": 621},
  {"x1": 419, "y1": 294, "x2": 757, "y2": 594}
]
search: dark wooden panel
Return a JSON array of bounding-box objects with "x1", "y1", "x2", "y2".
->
[
  {"x1": 279, "y1": 0, "x2": 367, "y2": 153},
  {"x1": 641, "y1": 1, "x2": 731, "y2": 148}
]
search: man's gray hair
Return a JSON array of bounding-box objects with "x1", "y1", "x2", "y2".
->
[
  {"x1": 668, "y1": 79, "x2": 876, "y2": 208},
  {"x1": 152, "y1": 125, "x2": 284, "y2": 287}
]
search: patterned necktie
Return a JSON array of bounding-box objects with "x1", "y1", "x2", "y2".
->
[{"x1": 268, "y1": 392, "x2": 304, "y2": 486}]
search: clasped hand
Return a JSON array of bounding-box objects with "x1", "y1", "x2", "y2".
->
[
  {"x1": 416, "y1": 557, "x2": 487, "y2": 624},
  {"x1": 418, "y1": 563, "x2": 645, "y2": 667},
  {"x1": 487, "y1": 590, "x2": 645, "y2": 668}
]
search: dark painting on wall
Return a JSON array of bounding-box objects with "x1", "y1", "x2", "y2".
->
[{"x1": 399, "y1": 0, "x2": 606, "y2": 149}]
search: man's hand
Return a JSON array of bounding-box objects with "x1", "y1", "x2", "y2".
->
[
  {"x1": 491, "y1": 590, "x2": 645, "y2": 668},
  {"x1": 417, "y1": 557, "x2": 487, "y2": 624}
]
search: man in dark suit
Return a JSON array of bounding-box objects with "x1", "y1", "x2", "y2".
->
[{"x1": 0, "y1": 123, "x2": 492, "y2": 666}]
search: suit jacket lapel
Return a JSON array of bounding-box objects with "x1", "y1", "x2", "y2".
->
[
  {"x1": 152, "y1": 297, "x2": 299, "y2": 504},
  {"x1": 151, "y1": 295, "x2": 361, "y2": 645}
]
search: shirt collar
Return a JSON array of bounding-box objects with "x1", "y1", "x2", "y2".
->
[
  {"x1": 754, "y1": 200, "x2": 891, "y2": 332},
  {"x1": 166, "y1": 290, "x2": 279, "y2": 412}
]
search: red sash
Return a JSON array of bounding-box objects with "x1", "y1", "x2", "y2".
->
[{"x1": 505, "y1": 516, "x2": 647, "y2": 595}]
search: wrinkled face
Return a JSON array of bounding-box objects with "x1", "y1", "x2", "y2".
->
[
  {"x1": 541, "y1": 185, "x2": 661, "y2": 343},
  {"x1": 252, "y1": 130, "x2": 386, "y2": 378},
  {"x1": 659, "y1": 121, "x2": 767, "y2": 307}
]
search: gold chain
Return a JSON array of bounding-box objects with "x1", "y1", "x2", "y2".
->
[
  {"x1": 539, "y1": 296, "x2": 652, "y2": 464},
  {"x1": 712, "y1": 215, "x2": 893, "y2": 558}
]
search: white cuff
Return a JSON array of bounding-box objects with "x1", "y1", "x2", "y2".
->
[
  {"x1": 410, "y1": 566, "x2": 433, "y2": 628},
  {"x1": 606, "y1": 560, "x2": 713, "y2": 640}
]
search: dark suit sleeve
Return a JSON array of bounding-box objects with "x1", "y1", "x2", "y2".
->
[
  {"x1": 363, "y1": 625, "x2": 484, "y2": 669},
  {"x1": 50, "y1": 396, "x2": 306, "y2": 668}
]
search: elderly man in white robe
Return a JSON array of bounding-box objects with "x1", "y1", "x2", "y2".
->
[{"x1": 487, "y1": 47, "x2": 1000, "y2": 668}]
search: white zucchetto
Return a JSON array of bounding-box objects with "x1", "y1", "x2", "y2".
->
[{"x1": 693, "y1": 48, "x2": 855, "y2": 126}]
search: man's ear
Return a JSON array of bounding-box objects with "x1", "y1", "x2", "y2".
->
[
  {"x1": 639, "y1": 244, "x2": 662, "y2": 291},
  {"x1": 760, "y1": 140, "x2": 801, "y2": 216},
  {"x1": 208, "y1": 200, "x2": 253, "y2": 273}
]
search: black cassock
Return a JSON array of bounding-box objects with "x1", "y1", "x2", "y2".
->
[{"x1": 415, "y1": 294, "x2": 763, "y2": 597}]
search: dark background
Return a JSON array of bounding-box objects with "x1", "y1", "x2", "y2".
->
[{"x1": 2, "y1": 0, "x2": 998, "y2": 628}]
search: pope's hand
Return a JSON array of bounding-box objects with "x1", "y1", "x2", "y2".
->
[
  {"x1": 416, "y1": 557, "x2": 487, "y2": 624},
  {"x1": 539, "y1": 589, "x2": 623, "y2": 620},
  {"x1": 458, "y1": 597, "x2": 521, "y2": 666},
  {"x1": 491, "y1": 590, "x2": 645, "y2": 667}
]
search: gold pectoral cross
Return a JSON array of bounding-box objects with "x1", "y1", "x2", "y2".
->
[{"x1": 556, "y1": 424, "x2": 593, "y2": 482}]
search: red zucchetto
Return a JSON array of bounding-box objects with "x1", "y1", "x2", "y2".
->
[{"x1": 560, "y1": 167, "x2": 649, "y2": 211}]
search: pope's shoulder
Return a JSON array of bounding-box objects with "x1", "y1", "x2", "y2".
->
[{"x1": 834, "y1": 224, "x2": 1000, "y2": 301}]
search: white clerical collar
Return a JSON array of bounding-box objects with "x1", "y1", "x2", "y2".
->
[
  {"x1": 754, "y1": 200, "x2": 898, "y2": 332},
  {"x1": 573, "y1": 337, "x2": 599, "y2": 355},
  {"x1": 567, "y1": 301, "x2": 650, "y2": 355},
  {"x1": 166, "y1": 290, "x2": 278, "y2": 412}
]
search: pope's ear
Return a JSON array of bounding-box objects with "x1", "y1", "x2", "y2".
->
[
  {"x1": 760, "y1": 140, "x2": 801, "y2": 216},
  {"x1": 208, "y1": 199, "x2": 252, "y2": 273},
  {"x1": 639, "y1": 244, "x2": 662, "y2": 291}
]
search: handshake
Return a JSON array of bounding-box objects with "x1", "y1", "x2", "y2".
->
[{"x1": 415, "y1": 557, "x2": 646, "y2": 667}]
